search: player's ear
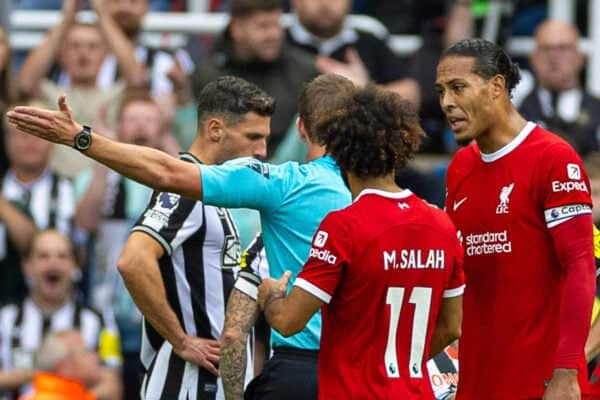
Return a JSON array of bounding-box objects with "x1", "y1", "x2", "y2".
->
[
  {"x1": 297, "y1": 117, "x2": 309, "y2": 144},
  {"x1": 205, "y1": 117, "x2": 226, "y2": 142},
  {"x1": 489, "y1": 75, "x2": 506, "y2": 100}
]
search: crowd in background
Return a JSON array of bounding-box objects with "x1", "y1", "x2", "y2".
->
[{"x1": 1, "y1": 0, "x2": 600, "y2": 399}]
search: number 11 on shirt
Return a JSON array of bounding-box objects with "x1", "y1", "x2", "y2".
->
[{"x1": 385, "y1": 286, "x2": 432, "y2": 378}]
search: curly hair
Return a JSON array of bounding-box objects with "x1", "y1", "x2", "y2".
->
[
  {"x1": 441, "y1": 38, "x2": 521, "y2": 97},
  {"x1": 315, "y1": 85, "x2": 425, "y2": 179}
]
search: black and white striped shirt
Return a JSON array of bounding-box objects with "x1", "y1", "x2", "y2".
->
[
  {"x1": 2, "y1": 169, "x2": 75, "y2": 240},
  {"x1": 235, "y1": 233, "x2": 269, "y2": 301},
  {"x1": 132, "y1": 153, "x2": 251, "y2": 400},
  {"x1": 0, "y1": 297, "x2": 122, "y2": 400}
]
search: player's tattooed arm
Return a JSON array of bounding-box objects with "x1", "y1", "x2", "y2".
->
[{"x1": 221, "y1": 289, "x2": 260, "y2": 400}]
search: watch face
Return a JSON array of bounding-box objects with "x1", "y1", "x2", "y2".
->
[
  {"x1": 79, "y1": 136, "x2": 90, "y2": 146},
  {"x1": 76, "y1": 132, "x2": 91, "y2": 150}
]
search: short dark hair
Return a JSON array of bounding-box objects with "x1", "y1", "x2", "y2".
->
[
  {"x1": 441, "y1": 38, "x2": 521, "y2": 97},
  {"x1": 230, "y1": 0, "x2": 282, "y2": 18},
  {"x1": 315, "y1": 85, "x2": 425, "y2": 179},
  {"x1": 196, "y1": 76, "x2": 276, "y2": 127},
  {"x1": 299, "y1": 74, "x2": 355, "y2": 141}
]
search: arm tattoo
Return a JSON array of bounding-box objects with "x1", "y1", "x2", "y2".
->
[{"x1": 221, "y1": 289, "x2": 260, "y2": 400}]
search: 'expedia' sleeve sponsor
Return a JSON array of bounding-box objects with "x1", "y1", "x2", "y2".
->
[
  {"x1": 538, "y1": 143, "x2": 592, "y2": 228},
  {"x1": 199, "y1": 157, "x2": 283, "y2": 212},
  {"x1": 295, "y1": 211, "x2": 351, "y2": 304}
]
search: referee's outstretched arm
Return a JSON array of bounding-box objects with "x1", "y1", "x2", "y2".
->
[{"x1": 7, "y1": 96, "x2": 205, "y2": 200}]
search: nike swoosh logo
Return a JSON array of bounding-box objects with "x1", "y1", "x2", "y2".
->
[{"x1": 453, "y1": 197, "x2": 468, "y2": 211}]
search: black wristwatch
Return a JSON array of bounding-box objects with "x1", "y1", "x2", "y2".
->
[{"x1": 73, "y1": 125, "x2": 92, "y2": 151}]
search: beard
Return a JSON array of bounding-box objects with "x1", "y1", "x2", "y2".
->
[{"x1": 299, "y1": 15, "x2": 344, "y2": 39}]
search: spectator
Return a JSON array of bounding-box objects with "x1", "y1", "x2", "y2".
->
[
  {"x1": 519, "y1": 19, "x2": 600, "y2": 158},
  {"x1": 17, "y1": 1, "x2": 126, "y2": 178},
  {"x1": 2, "y1": 113, "x2": 75, "y2": 240},
  {"x1": 74, "y1": 90, "x2": 162, "y2": 400},
  {"x1": 585, "y1": 155, "x2": 600, "y2": 226},
  {"x1": 19, "y1": 330, "x2": 101, "y2": 400},
  {"x1": 287, "y1": 0, "x2": 420, "y2": 106},
  {"x1": 0, "y1": 230, "x2": 122, "y2": 400},
  {"x1": 0, "y1": 192, "x2": 37, "y2": 305},
  {"x1": 192, "y1": 0, "x2": 317, "y2": 157},
  {"x1": 88, "y1": 0, "x2": 193, "y2": 99},
  {"x1": 406, "y1": 0, "x2": 474, "y2": 153}
]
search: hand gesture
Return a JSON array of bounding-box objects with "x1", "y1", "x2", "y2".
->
[
  {"x1": 90, "y1": 0, "x2": 108, "y2": 16},
  {"x1": 166, "y1": 59, "x2": 192, "y2": 106},
  {"x1": 62, "y1": 0, "x2": 78, "y2": 25},
  {"x1": 173, "y1": 335, "x2": 221, "y2": 376},
  {"x1": 7, "y1": 95, "x2": 82, "y2": 146},
  {"x1": 315, "y1": 48, "x2": 370, "y2": 86},
  {"x1": 543, "y1": 369, "x2": 580, "y2": 400},
  {"x1": 258, "y1": 271, "x2": 291, "y2": 310}
]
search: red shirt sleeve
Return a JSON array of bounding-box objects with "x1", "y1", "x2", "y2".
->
[
  {"x1": 444, "y1": 233, "x2": 466, "y2": 298},
  {"x1": 539, "y1": 142, "x2": 592, "y2": 210},
  {"x1": 295, "y1": 211, "x2": 352, "y2": 304},
  {"x1": 550, "y1": 214, "x2": 596, "y2": 368}
]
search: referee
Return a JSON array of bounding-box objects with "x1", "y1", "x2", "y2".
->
[
  {"x1": 7, "y1": 73, "x2": 355, "y2": 400},
  {"x1": 117, "y1": 76, "x2": 274, "y2": 400}
]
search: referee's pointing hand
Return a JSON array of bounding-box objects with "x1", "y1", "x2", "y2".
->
[{"x1": 7, "y1": 95, "x2": 82, "y2": 146}]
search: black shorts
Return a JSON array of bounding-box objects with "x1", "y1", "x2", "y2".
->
[{"x1": 244, "y1": 347, "x2": 318, "y2": 400}]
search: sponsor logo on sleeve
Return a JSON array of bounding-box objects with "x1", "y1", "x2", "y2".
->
[
  {"x1": 313, "y1": 230, "x2": 329, "y2": 248},
  {"x1": 143, "y1": 192, "x2": 181, "y2": 230},
  {"x1": 567, "y1": 163, "x2": 581, "y2": 180},
  {"x1": 551, "y1": 180, "x2": 588, "y2": 193},
  {"x1": 551, "y1": 163, "x2": 588, "y2": 193},
  {"x1": 544, "y1": 204, "x2": 592, "y2": 227},
  {"x1": 309, "y1": 247, "x2": 337, "y2": 264}
]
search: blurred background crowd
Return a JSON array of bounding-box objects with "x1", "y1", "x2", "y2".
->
[{"x1": 1, "y1": 0, "x2": 600, "y2": 399}]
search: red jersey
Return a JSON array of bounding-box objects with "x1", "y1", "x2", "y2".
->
[
  {"x1": 445, "y1": 122, "x2": 593, "y2": 399},
  {"x1": 296, "y1": 189, "x2": 465, "y2": 399}
]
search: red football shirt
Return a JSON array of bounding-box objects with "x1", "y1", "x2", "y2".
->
[
  {"x1": 296, "y1": 189, "x2": 465, "y2": 400},
  {"x1": 445, "y1": 122, "x2": 593, "y2": 399}
]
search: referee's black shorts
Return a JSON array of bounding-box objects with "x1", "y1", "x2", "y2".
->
[{"x1": 244, "y1": 347, "x2": 318, "y2": 400}]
